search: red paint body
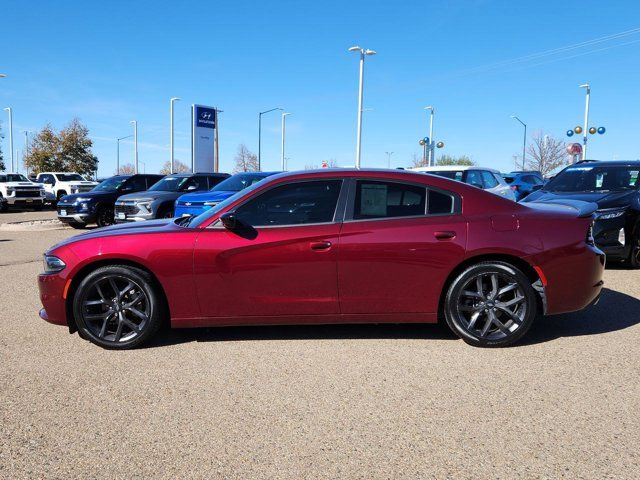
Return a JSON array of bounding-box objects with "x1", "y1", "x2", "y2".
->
[{"x1": 38, "y1": 170, "x2": 605, "y2": 330}]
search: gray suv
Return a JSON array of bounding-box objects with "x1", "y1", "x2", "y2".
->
[{"x1": 114, "y1": 172, "x2": 229, "y2": 223}]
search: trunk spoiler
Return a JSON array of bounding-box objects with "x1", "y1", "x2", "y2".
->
[{"x1": 523, "y1": 199, "x2": 598, "y2": 218}]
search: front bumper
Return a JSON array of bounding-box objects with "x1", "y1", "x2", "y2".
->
[
  {"x1": 56, "y1": 203, "x2": 95, "y2": 224},
  {"x1": 38, "y1": 272, "x2": 68, "y2": 326},
  {"x1": 5, "y1": 197, "x2": 44, "y2": 206}
]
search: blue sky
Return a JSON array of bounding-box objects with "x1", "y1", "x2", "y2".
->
[{"x1": 1, "y1": 0, "x2": 639, "y2": 177}]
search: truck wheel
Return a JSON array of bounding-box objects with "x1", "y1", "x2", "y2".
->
[
  {"x1": 68, "y1": 221, "x2": 87, "y2": 229},
  {"x1": 629, "y1": 228, "x2": 640, "y2": 269},
  {"x1": 96, "y1": 205, "x2": 115, "y2": 228}
]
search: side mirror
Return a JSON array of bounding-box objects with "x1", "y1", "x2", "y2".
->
[
  {"x1": 186, "y1": 185, "x2": 198, "y2": 191},
  {"x1": 220, "y1": 212, "x2": 239, "y2": 230}
]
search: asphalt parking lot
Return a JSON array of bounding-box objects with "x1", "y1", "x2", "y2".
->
[{"x1": 1, "y1": 210, "x2": 639, "y2": 479}]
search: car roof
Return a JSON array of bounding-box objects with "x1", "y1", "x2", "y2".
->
[
  {"x1": 39, "y1": 172, "x2": 81, "y2": 175},
  {"x1": 410, "y1": 165, "x2": 500, "y2": 173},
  {"x1": 164, "y1": 172, "x2": 228, "y2": 177},
  {"x1": 571, "y1": 160, "x2": 640, "y2": 166}
]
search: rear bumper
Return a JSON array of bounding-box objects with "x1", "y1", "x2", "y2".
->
[
  {"x1": 38, "y1": 272, "x2": 68, "y2": 326},
  {"x1": 535, "y1": 243, "x2": 605, "y2": 315}
]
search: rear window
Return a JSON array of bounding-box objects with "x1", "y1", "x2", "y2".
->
[
  {"x1": 428, "y1": 189, "x2": 455, "y2": 215},
  {"x1": 354, "y1": 181, "x2": 426, "y2": 219}
]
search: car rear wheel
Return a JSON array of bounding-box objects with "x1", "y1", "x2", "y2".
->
[
  {"x1": 73, "y1": 265, "x2": 165, "y2": 349},
  {"x1": 96, "y1": 205, "x2": 114, "y2": 228},
  {"x1": 444, "y1": 261, "x2": 537, "y2": 347}
]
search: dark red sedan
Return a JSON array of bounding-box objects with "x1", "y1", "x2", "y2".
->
[{"x1": 38, "y1": 169, "x2": 605, "y2": 349}]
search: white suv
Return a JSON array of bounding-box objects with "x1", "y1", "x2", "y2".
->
[
  {"x1": 36, "y1": 172, "x2": 98, "y2": 202},
  {"x1": 411, "y1": 166, "x2": 516, "y2": 201},
  {"x1": 0, "y1": 173, "x2": 46, "y2": 211}
]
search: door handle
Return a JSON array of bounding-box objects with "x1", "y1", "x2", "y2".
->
[
  {"x1": 310, "y1": 241, "x2": 332, "y2": 251},
  {"x1": 434, "y1": 231, "x2": 456, "y2": 240}
]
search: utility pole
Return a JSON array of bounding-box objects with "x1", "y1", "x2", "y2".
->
[
  {"x1": 424, "y1": 106, "x2": 434, "y2": 166},
  {"x1": 281, "y1": 112, "x2": 291, "y2": 171},
  {"x1": 3, "y1": 107, "x2": 13, "y2": 171},
  {"x1": 385, "y1": 151, "x2": 394, "y2": 168},
  {"x1": 580, "y1": 83, "x2": 590, "y2": 160},
  {"x1": 130, "y1": 120, "x2": 138, "y2": 173},
  {"x1": 348, "y1": 46, "x2": 376, "y2": 168}
]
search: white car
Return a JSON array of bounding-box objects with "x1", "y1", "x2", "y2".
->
[
  {"x1": 410, "y1": 166, "x2": 516, "y2": 201},
  {"x1": 35, "y1": 172, "x2": 98, "y2": 202},
  {"x1": 0, "y1": 173, "x2": 46, "y2": 211}
]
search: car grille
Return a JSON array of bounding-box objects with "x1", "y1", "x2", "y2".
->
[
  {"x1": 115, "y1": 204, "x2": 139, "y2": 215},
  {"x1": 177, "y1": 201, "x2": 205, "y2": 206},
  {"x1": 57, "y1": 205, "x2": 76, "y2": 215},
  {"x1": 14, "y1": 189, "x2": 41, "y2": 197}
]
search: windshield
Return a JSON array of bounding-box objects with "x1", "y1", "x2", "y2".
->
[
  {"x1": 187, "y1": 177, "x2": 269, "y2": 228},
  {"x1": 544, "y1": 165, "x2": 640, "y2": 193},
  {"x1": 429, "y1": 171, "x2": 464, "y2": 181},
  {"x1": 0, "y1": 174, "x2": 30, "y2": 182},
  {"x1": 211, "y1": 173, "x2": 269, "y2": 192},
  {"x1": 57, "y1": 173, "x2": 85, "y2": 182},
  {"x1": 149, "y1": 176, "x2": 197, "y2": 192},
  {"x1": 94, "y1": 176, "x2": 127, "y2": 192}
]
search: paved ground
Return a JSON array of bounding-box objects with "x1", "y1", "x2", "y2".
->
[{"x1": 1, "y1": 217, "x2": 639, "y2": 479}]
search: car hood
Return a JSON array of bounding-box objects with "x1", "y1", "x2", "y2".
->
[
  {"x1": 523, "y1": 189, "x2": 638, "y2": 209},
  {"x1": 117, "y1": 191, "x2": 183, "y2": 203},
  {"x1": 59, "y1": 190, "x2": 116, "y2": 203},
  {"x1": 3, "y1": 181, "x2": 42, "y2": 187},
  {"x1": 47, "y1": 219, "x2": 182, "y2": 252},
  {"x1": 177, "y1": 190, "x2": 236, "y2": 203}
]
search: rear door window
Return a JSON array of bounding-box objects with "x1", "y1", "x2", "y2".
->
[
  {"x1": 465, "y1": 171, "x2": 484, "y2": 189},
  {"x1": 481, "y1": 171, "x2": 499, "y2": 188},
  {"x1": 354, "y1": 181, "x2": 426, "y2": 219}
]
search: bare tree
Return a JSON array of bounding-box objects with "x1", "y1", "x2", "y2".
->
[
  {"x1": 411, "y1": 152, "x2": 426, "y2": 168},
  {"x1": 233, "y1": 144, "x2": 258, "y2": 173},
  {"x1": 159, "y1": 159, "x2": 190, "y2": 175},
  {"x1": 526, "y1": 131, "x2": 569, "y2": 176},
  {"x1": 117, "y1": 163, "x2": 136, "y2": 175}
]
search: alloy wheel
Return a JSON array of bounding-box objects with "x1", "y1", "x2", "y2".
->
[
  {"x1": 454, "y1": 271, "x2": 527, "y2": 341},
  {"x1": 97, "y1": 207, "x2": 114, "y2": 227},
  {"x1": 80, "y1": 274, "x2": 151, "y2": 343}
]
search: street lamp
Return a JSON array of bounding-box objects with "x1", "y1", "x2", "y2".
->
[
  {"x1": 3, "y1": 107, "x2": 13, "y2": 172},
  {"x1": 579, "y1": 83, "x2": 590, "y2": 161},
  {"x1": 130, "y1": 120, "x2": 138, "y2": 173},
  {"x1": 258, "y1": 107, "x2": 282, "y2": 171},
  {"x1": 22, "y1": 130, "x2": 32, "y2": 173},
  {"x1": 510, "y1": 115, "x2": 527, "y2": 170},
  {"x1": 116, "y1": 135, "x2": 133, "y2": 174},
  {"x1": 170, "y1": 97, "x2": 181, "y2": 174},
  {"x1": 281, "y1": 112, "x2": 292, "y2": 171},
  {"x1": 385, "y1": 151, "x2": 394, "y2": 168},
  {"x1": 424, "y1": 106, "x2": 435, "y2": 166},
  {"x1": 349, "y1": 45, "x2": 376, "y2": 169}
]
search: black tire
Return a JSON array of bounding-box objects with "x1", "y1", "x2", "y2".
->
[
  {"x1": 67, "y1": 221, "x2": 87, "y2": 229},
  {"x1": 160, "y1": 207, "x2": 174, "y2": 219},
  {"x1": 72, "y1": 265, "x2": 166, "y2": 349},
  {"x1": 0, "y1": 200, "x2": 7, "y2": 213},
  {"x1": 96, "y1": 205, "x2": 115, "y2": 228},
  {"x1": 444, "y1": 261, "x2": 537, "y2": 348},
  {"x1": 34, "y1": 204, "x2": 44, "y2": 211}
]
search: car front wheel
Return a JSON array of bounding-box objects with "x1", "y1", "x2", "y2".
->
[
  {"x1": 444, "y1": 261, "x2": 537, "y2": 347},
  {"x1": 96, "y1": 205, "x2": 114, "y2": 228},
  {"x1": 73, "y1": 265, "x2": 165, "y2": 349}
]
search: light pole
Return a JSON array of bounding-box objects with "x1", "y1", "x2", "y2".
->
[
  {"x1": 22, "y1": 130, "x2": 31, "y2": 173},
  {"x1": 424, "y1": 106, "x2": 435, "y2": 166},
  {"x1": 510, "y1": 115, "x2": 527, "y2": 170},
  {"x1": 3, "y1": 107, "x2": 14, "y2": 172},
  {"x1": 130, "y1": 120, "x2": 138, "y2": 173},
  {"x1": 258, "y1": 107, "x2": 282, "y2": 171},
  {"x1": 579, "y1": 83, "x2": 590, "y2": 161},
  {"x1": 385, "y1": 151, "x2": 394, "y2": 168},
  {"x1": 116, "y1": 135, "x2": 133, "y2": 174},
  {"x1": 170, "y1": 97, "x2": 180, "y2": 174},
  {"x1": 139, "y1": 161, "x2": 146, "y2": 174},
  {"x1": 281, "y1": 112, "x2": 292, "y2": 171},
  {"x1": 348, "y1": 45, "x2": 376, "y2": 169}
]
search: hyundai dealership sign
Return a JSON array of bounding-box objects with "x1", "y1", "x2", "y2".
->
[{"x1": 192, "y1": 104, "x2": 217, "y2": 172}]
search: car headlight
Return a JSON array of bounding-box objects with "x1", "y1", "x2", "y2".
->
[
  {"x1": 6, "y1": 187, "x2": 14, "y2": 194},
  {"x1": 596, "y1": 208, "x2": 626, "y2": 220},
  {"x1": 203, "y1": 201, "x2": 219, "y2": 207},
  {"x1": 43, "y1": 255, "x2": 66, "y2": 273},
  {"x1": 40, "y1": 189, "x2": 46, "y2": 197},
  {"x1": 138, "y1": 202, "x2": 152, "y2": 211},
  {"x1": 74, "y1": 197, "x2": 92, "y2": 203}
]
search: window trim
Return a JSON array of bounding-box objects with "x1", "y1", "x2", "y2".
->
[
  {"x1": 210, "y1": 177, "x2": 348, "y2": 229},
  {"x1": 343, "y1": 177, "x2": 461, "y2": 223}
]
